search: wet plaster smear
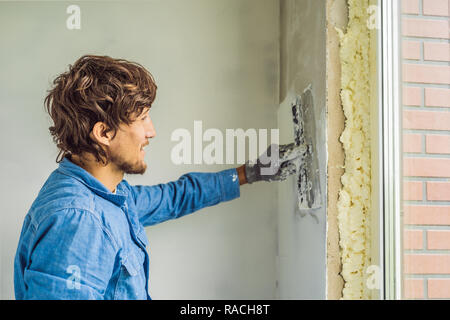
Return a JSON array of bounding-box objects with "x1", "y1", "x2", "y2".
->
[
  {"x1": 279, "y1": 0, "x2": 376, "y2": 300},
  {"x1": 278, "y1": 0, "x2": 327, "y2": 299}
]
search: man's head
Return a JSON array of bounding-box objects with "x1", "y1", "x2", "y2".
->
[{"x1": 45, "y1": 55, "x2": 157, "y2": 174}]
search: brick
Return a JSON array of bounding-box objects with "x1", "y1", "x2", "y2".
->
[
  {"x1": 428, "y1": 230, "x2": 450, "y2": 249},
  {"x1": 424, "y1": 42, "x2": 450, "y2": 61},
  {"x1": 404, "y1": 181, "x2": 423, "y2": 200},
  {"x1": 403, "y1": 40, "x2": 422, "y2": 59},
  {"x1": 402, "y1": 0, "x2": 421, "y2": 14},
  {"x1": 404, "y1": 229, "x2": 424, "y2": 249},
  {"x1": 426, "y1": 135, "x2": 450, "y2": 154},
  {"x1": 428, "y1": 279, "x2": 450, "y2": 298},
  {"x1": 425, "y1": 88, "x2": 450, "y2": 107},
  {"x1": 403, "y1": 134, "x2": 422, "y2": 152},
  {"x1": 404, "y1": 278, "x2": 425, "y2": 299},
  {"x1": 404, "y1": 158, "x2": 450, "y2": 177},
  {"x1": 403, "y1": 110, "x2": 450, "y2": 131},
  {"x1": 427, "y1": 181, "x2": 450, "y2": 200},
  {"x1": 423, "y1": 0, "x2": 450, "y2": 17},
  {"x1": 403, "y1": 87, "x2": 422, "y2": 106},
  {"x1": 402, "y1": 18, "x2": 450, "y2": 39},
  {"x1": 404, "y1": 254, "x2": 450, "y2": 274},
  {"x1": 403, "y1": 64, "x2": 450, "y2": 85},
  {"x1": 404, "y1": 205, "x2": 450, "y2": 225}
]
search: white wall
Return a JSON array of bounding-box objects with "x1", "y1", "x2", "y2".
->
[{"x1": 0, "y1": 0, "x2": 279, "y2": 299}]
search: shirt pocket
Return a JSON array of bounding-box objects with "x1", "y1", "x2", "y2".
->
[{"x1": 113, "y1": 251, "x2": 147, "y2": 300}]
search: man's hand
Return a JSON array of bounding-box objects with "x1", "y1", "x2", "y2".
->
[{"x1": 243, "y1": 143, "x2": 306, "y2": 184}]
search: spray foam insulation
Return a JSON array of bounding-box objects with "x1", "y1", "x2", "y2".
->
[{"x1": 336, "y1": 0, "x2": 373, "y2": 300}]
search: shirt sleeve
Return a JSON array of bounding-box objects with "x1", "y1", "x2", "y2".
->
[
  {"x1": 22, "y1": 208, "x2": 117, "y2": 300},
  {"x1": 125, "y1": 168, "x2": 241, "y2": 227}
]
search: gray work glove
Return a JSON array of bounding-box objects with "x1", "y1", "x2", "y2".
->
[{"x1": 244, "y1": 143, "x2": 306, "y2": 184}]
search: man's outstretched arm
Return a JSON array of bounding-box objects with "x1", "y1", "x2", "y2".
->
[
  {"x1": 124, "y1": 168, "x2": 241, "y2": 227},
  {"x1": 125, "y1": 143, "x2": 303, "y2": 227}
]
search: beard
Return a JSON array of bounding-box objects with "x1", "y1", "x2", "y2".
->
[{"x1": 109, "y1": 152, "x2": 147, "y2": 175}]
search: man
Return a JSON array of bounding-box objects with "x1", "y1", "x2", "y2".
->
[{"x1": 14, "y1": 55, "x2": 302, "y2": 300}]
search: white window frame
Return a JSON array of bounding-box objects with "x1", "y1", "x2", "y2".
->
[{"x1": 378, "y1": 0, "x2": 403, "y2": 300}]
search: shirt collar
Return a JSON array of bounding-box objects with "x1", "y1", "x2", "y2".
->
[{"x1": 57, "y1": 155, "x2": 127, "y2": 207}]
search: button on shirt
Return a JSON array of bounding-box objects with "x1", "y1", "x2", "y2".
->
[{"x1": 14, "y1": 156, "x2": 240, "y2": 300}]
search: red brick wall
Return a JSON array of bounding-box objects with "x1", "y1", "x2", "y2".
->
[{"x1": 401, "y1": 0, "x2": 450, "y2": 300}]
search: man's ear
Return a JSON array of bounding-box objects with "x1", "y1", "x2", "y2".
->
[{"x1": 90, "y1": 122, "x2": 114, "y2": 146}]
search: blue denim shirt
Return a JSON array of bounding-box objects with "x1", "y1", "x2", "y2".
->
[{"x1": 14, "y1": 156, "x2": 240, "y2": 300}]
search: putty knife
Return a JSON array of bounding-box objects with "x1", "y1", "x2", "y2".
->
[{"x1": 291, "y1": 85, "x2": 322, "y2": 215}]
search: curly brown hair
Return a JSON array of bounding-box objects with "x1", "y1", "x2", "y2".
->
[{"x1": 44, "y1": 54, "x2": 157, "y2": 164}]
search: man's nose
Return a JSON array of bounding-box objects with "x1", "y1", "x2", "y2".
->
[{"x1": 146, "y1": 117, "x2": 156, "y2": 138}]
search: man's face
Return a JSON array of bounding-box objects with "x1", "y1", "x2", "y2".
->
[{"x1": 107, "y1": 107, "x2": 156, "y2": 174}]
